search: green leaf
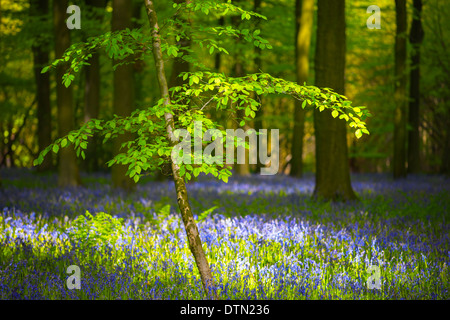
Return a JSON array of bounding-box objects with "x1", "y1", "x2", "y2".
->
[
  {"x1": 355, "y1": 129, "x2": 362, "y2": 139},
  {"x1": 198, "y1": 206, "x2": 218, "y2": 222},
  {"x1": 133, "y1": 175, "x2": 139, "y2": 183},
  {"x1": 41, "y1": 66, "x2": 50, "y2": 74},
  {"x1": 332, "y1": 110, "x2": 339, "y2": 118},
  {"x1": 34, "y1": 154, "x2": 44, "y2": 166},
  {"x1": 63, "y1": 77, "x2": 72, "y2": 88},
  {"x1": 52, "y1": 144, "x2": 59, "y2": 153},
  {"x1": 301, "y1": 100, "x2": 307, "y2": 109},
  {"x1": 61, "y1": 138, "x2": 68, "y2": 148}
]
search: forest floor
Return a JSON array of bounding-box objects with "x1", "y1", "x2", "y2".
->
[{"x1": 0, "y1": 168, "x2": 449, "y2": 299}]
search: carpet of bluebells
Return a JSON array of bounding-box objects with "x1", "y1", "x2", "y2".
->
[{"x1": 0, "y1": 168, "x2": 449, "y2": 300}]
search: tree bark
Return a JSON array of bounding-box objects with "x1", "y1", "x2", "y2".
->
[
  {"x1": 407, "y1": 0, "x2": 423, "y2": 174},
  {"x1": 232, "y1": 1, "x2": 250, "y2": 176},
  {"x1": 156, "y1": 0, "x2": 191, "y2": 182},
  {"x1": 169, "y1": 1, "x2": 191, "y2": 89},
  {"x1": 112, "y1": 0, "x2": 136, "y2": 191},
  {"x1": 253, "y1": 0, "x2": 264, "y2": 173},
  {"x1": 313, "y1": 0, "x2": 356, "y2": 201},
  {"x1": 214, "y1": 16, "x2": 225, "y2": 71},
  {"x1": 31, "y1": 0, "x2": 53, "y2": 172},
  {"x1": 54, "y1": 0, "x2": 81, "y2": 187},
  {"x1": 83, "y1": 0, "x2": 106, "y2": 172},
  {"x1": 393, "y1": 0, "x2": 407, "y2": 179},
  {"x1": 442, "y1": 123, "x2": 450, "y2": 176},
  {"x1": 144, "y1": 0, "x2": 217, "y2": 299},
  {"x1": 290, "y1": 0, "x2": 314, "y2": 178}
]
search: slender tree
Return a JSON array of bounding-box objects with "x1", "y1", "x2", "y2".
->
[
  {"x1": 31, "y1": 0, "x2": 53, "y2": 172},
  {"x1": 252, "y1": 0, "x2": 264, "y2": 173},
  {"x1": 290, "y1": 0, "x2": 314, "y2": 178},
  {"x1": 214, "y1": 16, "x2": 225, "y2": 71},
  {"x1": 313, "y1": 0, "x2": 356, "y2": 201},
  {"x1": 393, "y1": 0, "x2": 407, "y2": 179},
  {"x1": 232, "y1": 0, "x2": 250, "y2": 176},
  {"x1": 133, "y1": 1, "x2": 145, "y2": 104},
  {"x1": 169, "y1": 0, "x2": 191, "y2": 90},
  {"x1": 111, "y1": 0, "x2": 136, "y2": 190},
  {"x1": 407, "y1": 0, "x2": 424, "y2": 174},
  {"x1": 144, "y1": 0, "x2": 217, "y2": 299},
  {"x1": 156, "y1": 0, "x2": 191, "y2": 181},
  {"x1": 84, "y1": 0, "x2": 106, "y2": 172},
  {"x1": 54, "y1": 0, "x2": 81, "y2": 186}
]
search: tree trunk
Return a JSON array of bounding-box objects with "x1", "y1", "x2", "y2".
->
[
  {"x1": 144, "y1": 0, "x2": 217, "y2": 299},
  {"x1": 393, "y1": 0, "x2": 407, "y2": 179},
  {"x1": 233, "y1": 62, "x2": 251, "y2": 176},
  {"x1": 407, "y1": 0, "x2": 423, "y2": 174},
  {"x1": 313, "y1": 0, "x2": 356, "y2": 201},
  {"x1": 253, "y1": 0, "x2": 265, "y2": 173},
  {"x1": 31, "y1": 0, "x2": 53, "y2": 172},
  {"x1": 112, "y1": 0, "x2": 136, "y2": 191},
  {"x1": 214, "y1": 16, "x2": 225, "y2": 71},
  {"x1": 442, "y1": 123, "x2": 450, "y2": 176},
  {"x1": 133, "y1": 2, "x2": 145, "y2": 105},
  {"x1": 169, "y1": 1, "x2": 191, "y2": 89},
  {"x1": 83, "y1": 0, "x2": 106, "y2": 172},
  {"x1": 156, "y1": 0, "x2": 191, "y2": 182},
  {"x1": 290, "y1": 0, "x2": 314, "y2": 178},
  {"x1": 232, "y1": 2, "x2": 250, "y2": 176},
  {"x1": 54, "y1": 0, "x2": 81, "y2": 187}
]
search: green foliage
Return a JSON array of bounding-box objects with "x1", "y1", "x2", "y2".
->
[
  {"x1": 68, "y1": 211, "x2": 124, "y2": 252},
  {"x1": 198, "y1": 205, "x2": 218, "y2": 222},
  {"x1": 35, "y1": 0, "x2": 371, "y2": 184}
]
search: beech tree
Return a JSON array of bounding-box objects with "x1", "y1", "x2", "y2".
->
[
  {"x1": 407, "y1": 0, "x2": 424, "y2": 174},
  {"x1": 290, "y1": 0, "x2": 314, "y2": 178},
  {"x1": 83, "y1": 0, "x2": 107, "y2": 172},
  {"x1": 53, "y1": 0, "x2": 81, "y2": 187},
  {"x1": 35, "y1": 0, "x2": 370, "y2": 298},
  {"x1": 111, "y1": 0, "x2": 136, "y2": 191},
  {"x1": 313, "y1": 0, "x2": 356, "y2": 201},
  {"x1": 393, "y1": 0, "x2": 407, "y2": 179},
  {"x1": 31, "y1": 0, "x2": 53, "y2": 172}
]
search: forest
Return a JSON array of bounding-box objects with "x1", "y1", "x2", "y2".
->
[{"x1": 0, "y1": 0, "x2": 449, "y2": 302}]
